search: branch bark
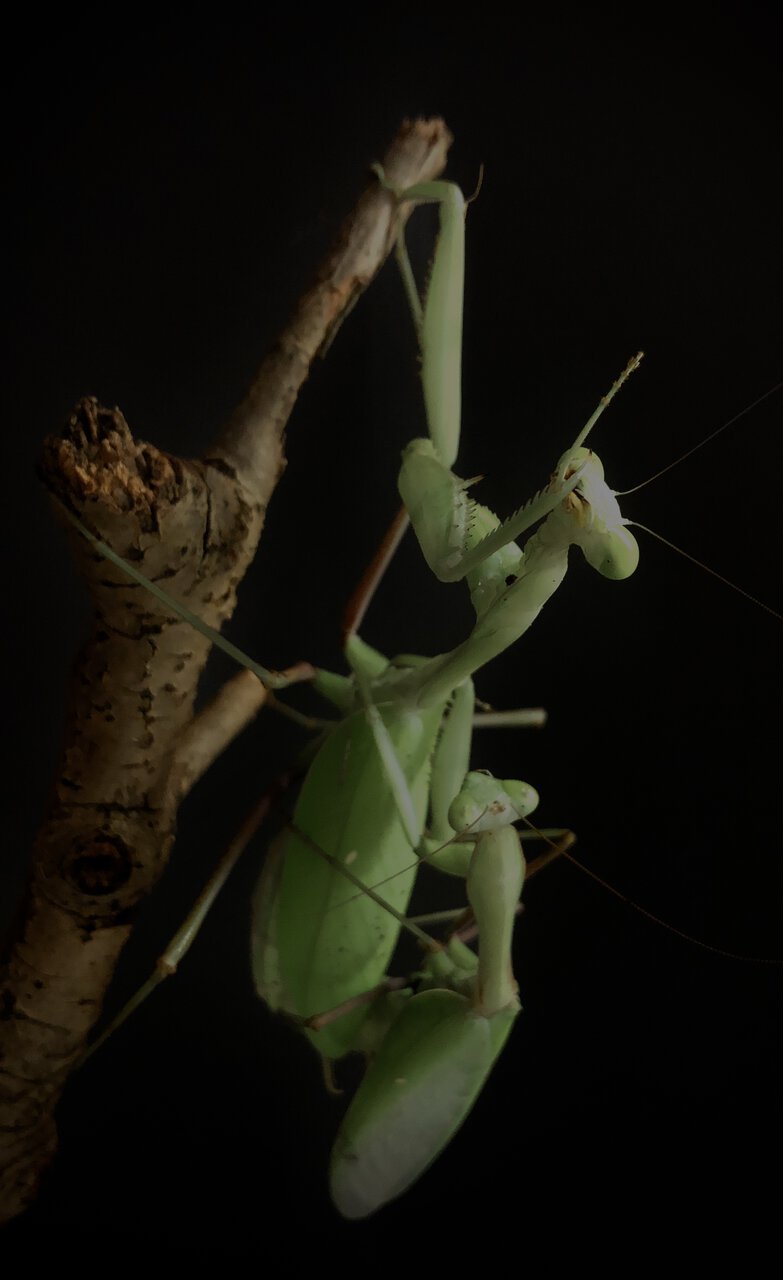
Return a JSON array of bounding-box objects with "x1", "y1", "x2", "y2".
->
[{"x1": 0, "y1": 118, "x2": 452, "y2": 1225}]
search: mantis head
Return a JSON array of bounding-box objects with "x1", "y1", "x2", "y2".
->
[
  {"x1": 448, "y1": 771, "x2": 539, "y2": 835},
  {"x1": 557, "y1": 446, "x2": 639, "y2": 580}
]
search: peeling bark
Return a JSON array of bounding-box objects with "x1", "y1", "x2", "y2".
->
[{"x1": 0, "y1": 118, "x2": 453, "y2": 1224}]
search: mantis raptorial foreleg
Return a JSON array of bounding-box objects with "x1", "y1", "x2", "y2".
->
[{"x1": 364, "y1": 171, "x2": 641, "y2": 721}]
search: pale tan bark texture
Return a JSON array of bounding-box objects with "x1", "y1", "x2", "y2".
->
[{"x1": 0, "y1": 118, "x2": 452, "y2": 1225}]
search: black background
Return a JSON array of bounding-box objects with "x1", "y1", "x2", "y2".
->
[{"x1": 3, "y1": 6, "x2": 781, "y2": 1262}]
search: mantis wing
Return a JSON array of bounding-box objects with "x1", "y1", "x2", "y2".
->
[
  {"x1": 251, "y1": 703, "x2": 443, "y2": 1060},
  {"x1": 330, "y1": 988, "x2": 518, "y2": 1219}
]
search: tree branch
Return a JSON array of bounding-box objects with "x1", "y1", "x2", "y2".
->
[{"x1": 0, "y1": 118, "x2": 452, "y2": 1225}]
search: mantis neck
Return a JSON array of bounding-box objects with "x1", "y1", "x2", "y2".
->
[{"x1": 400, "y1": 523, "x2": 572, "y2": 709}]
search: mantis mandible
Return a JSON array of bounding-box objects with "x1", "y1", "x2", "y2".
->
[{"x1": 71, "y1": 167, "x2": 644, "y2": 1217}]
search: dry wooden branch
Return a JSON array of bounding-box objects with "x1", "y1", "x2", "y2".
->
[{"x1": 0, "y1": 118, "x2": 452, "y2": 1225}]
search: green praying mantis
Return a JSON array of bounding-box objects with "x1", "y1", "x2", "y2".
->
[
  {"x1": 251, "y1": 174, "x2": 645, "y2": 1218},
  {"x1": 70, "y1": 167, "x2": 655, "y2": 1218}
]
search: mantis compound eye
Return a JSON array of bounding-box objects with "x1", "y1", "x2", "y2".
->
[
  {"x1": 558, "y1": 445, "x2": 604, "y2": 485},
  {"x1": 582, "y1": 524, "x2": 640, "y2": 579}
]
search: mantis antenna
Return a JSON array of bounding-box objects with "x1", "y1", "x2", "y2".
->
[
  {"x1": 616, "y1": 378, "x2": 783, "y2": 496},
  {"x1": 609, "y1": 380, "x2": 783, "y2": 622}
]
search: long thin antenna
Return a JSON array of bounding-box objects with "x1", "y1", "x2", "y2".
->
[
  {"x1": 285, "y1": 818, "x2": 437, "y2": 950},
  {"x1": 616, "y1": 379, "x2": 783, "y2": 497},
  {"x1": 520, "y1": 817, "x2": 780, "y2": 964},
  {"x1": 629, "y1": 521, "x2": 782, "y2": 622}
]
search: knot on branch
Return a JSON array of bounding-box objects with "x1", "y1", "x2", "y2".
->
[
  {"x1": 38, "y1": 396, "x2": 218, "y2": 624},
  {"x1": 41, "y1": 397, "x2": 185, "y2": 521},
  {"x1": 61, "y1": 835, "x2": 134, "y2": 898}
]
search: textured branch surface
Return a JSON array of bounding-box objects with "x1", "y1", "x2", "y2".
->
[{"x1": 0, "y1": 118, "x2": 452, "y2": 1225}]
